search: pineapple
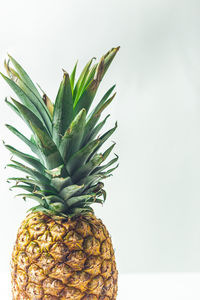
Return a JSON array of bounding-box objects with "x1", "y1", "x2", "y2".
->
[{"x1": 1, "y1": 47, "x2": 119, "y2": 299}]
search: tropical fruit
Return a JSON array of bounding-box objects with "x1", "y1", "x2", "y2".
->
[{"x1": 1, "y1": 46, "x2": 119, "y2": 299}]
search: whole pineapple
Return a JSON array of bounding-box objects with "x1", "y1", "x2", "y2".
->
[{"x1": 1, "y1": 47, "x2": 119, "y2": 299}]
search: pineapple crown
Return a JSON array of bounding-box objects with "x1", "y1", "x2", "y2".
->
[{"x1": 1, "y1": 47, "x2": 119, "y2": 217}]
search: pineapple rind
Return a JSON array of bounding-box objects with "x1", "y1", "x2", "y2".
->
[
  {"x1": 3, "y1": 48, "x2": 119, "y2": 299},
  {"x1": 12, "y1": 212, "x2": 118, "y2": 299}
]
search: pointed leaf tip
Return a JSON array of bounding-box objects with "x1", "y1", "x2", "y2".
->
[
  {"x1": 52, "y1": 71, "x2": 74, "y2": 145},
  {"x1": 62, "y1": 69, "x2": 69, "y2": 76},
  {"x1": 115, "y1": 46, "x2": 120, "y2": 51}
]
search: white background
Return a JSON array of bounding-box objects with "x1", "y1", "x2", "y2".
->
[{"x1": 0, "y1": 0, "x2": 200, "y2": 284}]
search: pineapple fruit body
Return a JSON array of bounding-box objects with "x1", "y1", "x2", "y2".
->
[
  {"x1": 11, "y1": 212, "x2": 118, "y2": 299},
  {"x1": 2, "y1": 47, "x2": 120, "y2": 299}
]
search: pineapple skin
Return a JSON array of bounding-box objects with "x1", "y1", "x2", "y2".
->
[{"x1": 11, "y1": 212, "x2": 118, "y2": 299}]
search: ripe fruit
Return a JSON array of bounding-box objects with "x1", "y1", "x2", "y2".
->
[{"x1": 2, "y1": 47, "x2": 119, "y2": 299}]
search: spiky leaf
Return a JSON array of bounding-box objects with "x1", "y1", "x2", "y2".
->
[
  {"x1": 59, "y1": 108, "x2": 86, "y2": 163},
  {"x1": 67, "y1": 139, "x2": 100, "y2": 175},
  {"x1": 74, "y1": 47, "x2": 119, "y2": 114},
  {"x1": 6, "y1": 124, "x2": 38, "y2": 154},
  {"x1": 5, "y1": 144, "x2": 46, "y2": 173},
  {"x1": 53, "y1": 72, "x2": 73, "y2": 145},
  {"x1": 73, "y1": 57, "x2": 95, "y2": 105},
  {"x1": 59, "y1": 185, "x2": 84, "y2": 201},
  {"x1": 72, "y1": 154, "x2": 103, "y2": 182}
]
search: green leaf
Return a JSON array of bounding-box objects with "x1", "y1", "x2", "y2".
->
[
  {"x1": 0, "y1": 73, "x2": 51, "y2": 132},
  {"x1": 87, "y1": 122, "x2": 117, "y2": 161},
  {"x1": 49, "y1": 202, "x2": 66, "y2": 213},
  {"x1": 6, "y1": 55, "x2": 52, "y2": 133},
  {"x1": 70, "y1": 61, "x2": 78, "y2": 93},
  {"x1": 72, "y1": 154, "x2": 103, "y2": 182},
  {"x1": 92, "y1": 154, "x2": 119, "y2": 174},
  {"x1": 59, "y1": 184, "x2": 84, "y2": 201},
  {"x1": 87, "y1": 85, "x2": 116, "y2": 120},
  {"x1": 69, "y1": 206, "x2": 94, "y2": 216},
  {"x1": 33, "y1": 189, "x2": 58, "y2": 196},
  {"x1": 7, "y1": 177, "x2": 37, "y2": 185},
  {"x1": 6, "y1": 124, "x2": 38, "y2": 154},
  {"x1": 66, "y1": 139, "x2": 100, "y2": 175},
  {"x1": 30, "y1": 134, "x2": 45, "y2": 162},
  {"x1": 45, "y1": 164, "x2": 67, "y2": 178},
  {"x1": 7, "y1": 176, "x2": 52, "y2": 192},
  {"x1": 99, "y1": 164, "x2": 119, "y2": 176},
  {"x1": 73, "y1": 57, "x2": 105, "y2": 115},
  {"x1": 1, "y1": 73, "x2": 36, "y2": 113},
  {"x1": 102, "y1": 143, "x2": 116, "y2": 160},
  {"x1": 73, "y1": 57, "x2": 96, "y2": 106},
  {"x1": 7, "y1": 160, "x2": 51, "y2": 186},
  {"x1": 32, "y1": 125, "x2": 64, "y2": 169},
  {"x1": 83, "y1": 198, "x2": 104, "y2": 206},
  {"x1": 10, "y1": 184, "x2": 34, "y2": 192},
  {"x1": 74, "y1": 47, "x2": 119, "y2": 115},
  {"x1": 10, "y1": 99, "x2": 63, "y2": 169},
  {"x1": 28, "y1": 205, "x2": 50, "y2": 213},
  {"x1": 11, "y1": 98, "x2": 47, "y2": 132},
  {"x1": 66, "y1": 194, "x2": 95, "y2": 208},
  {"x1": 78, "y1": 174, "x2": 103, "y2": 191},
  {"x1": 9, "y1": 97, "x2": 38, "y2": 134},
  {"x1": 52, "y1": 72, "x2": 74, "y2": 145},
  {"x1": 81, "y1": 87, "x2": 115, "y2": 146},
  {"x1": 82, "y1": 114, "x2": 110, "y2": 147},
  {"x1": 5, "y1": 144, "x2": 46, "y2": 173},
  {"x1": 5, "y1": 97, "x2": 21, "y2": 118},
  {"x1": 51, "y1": 176, "x2": 72, "y2": 192},
  {"x1": 16, "y1": 193, "x2": 45, "y2": 205},
  {"x1": 36, "y1": 83, "x2": 54, "y2": 117},
  {"x1": 90, "y1": 92, "x2": 115, "y2": 120},
  {"x1": 100, "y1": 46, "x2": 120, "y2": 79},
  {"x1": 83, "y1": 182, "x2": 104, "y2": 195},
  {"x1": 73, "y1": 78, "x2": 98, "y2": 115},
  {"x1": 101, "y1": 189, "x2": 107, "y2": 201},
  {"x1": 97, "y1": 121, "x2": 117, "y2": 147},
  {"x1": 11, "y1": 180, "x2": 55, "y2": 197},
  {"x1": 83, "y1": 63, "x2": 98, "y2": 89},
  {"x1": 44, "y1": 195, "x2": 64, "y2": 204},
  {"x1": 59, "y1": 108, "x2": 86, "y2": 163},
  {"x1": 8, "y1": 55, "x2": 42, "y2": 100}
]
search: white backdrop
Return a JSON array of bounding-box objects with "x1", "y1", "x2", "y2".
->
[{"x1": 0, "y1": 0, "x2": 200, "y2": 276}]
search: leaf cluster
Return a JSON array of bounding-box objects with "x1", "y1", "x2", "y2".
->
[{"x1": 2, "y1": 47, "x2": 119, "y2": 217}]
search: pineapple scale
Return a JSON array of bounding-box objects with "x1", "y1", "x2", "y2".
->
[{"x1": 11, "y1": 212, "x2": 118, "y2": 299}]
